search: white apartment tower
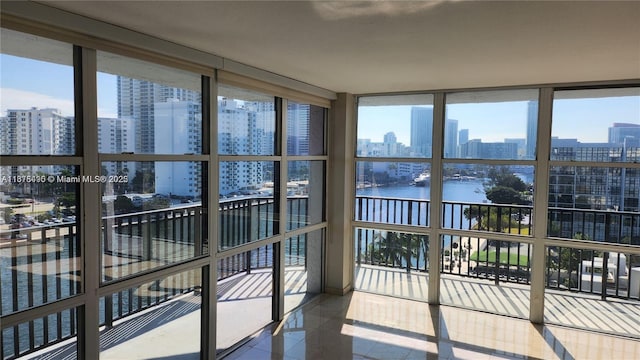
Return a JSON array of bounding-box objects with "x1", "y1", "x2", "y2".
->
[
  {"x1": 97, "y1": 117, "x2": 136, "y2": 179},
  {"x1": 0, "y1": 108, "x2": 73, "y2": 177},
  {"x1": 154, "y1": 100, "x2": 202, "y2": 197},
  {"x1": 218, "y1": 98, "x2": 274, "y2": 195}
]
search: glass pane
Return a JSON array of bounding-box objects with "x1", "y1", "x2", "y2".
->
[
  {"x1": 101, "y1": 161, "x2": 206, "y2": 283},
  {"x1": 1, "y1": 165, "x2": 80, "y2": 315},
  {"x1": 218, "y1": 85, "x2": 276, "y2": 155},
  {"x1": 440, "y1": 235, "x2": 530, "y2": 319},
  {"x1": 219, "y1": 161, "x2": 277, "y2": 250},
  {"x1": 285, "y1": 230, "x2": 324, "y2": 312},
  {"x1": 217, "y1": 244, "x2": 273, "y2": 353},
  {"x1": 552, "y1": 88, "x2": 640, "y2": 162},
  {"x1": 355, "y1": 161, "x2": 430, "y2": 226},
  {"x1": 1, "y1": 29, "x2": 75, "y2": 155},
  {"x1": 287, "y1": 102, "x2": 326, "y2": 155},
  {"x1": 2, "y1": 307, "x2": 78, "y2": 359},
  {"x1": 357, "y1": 95, "x2": 434, "y2": 158},
  {"x1": 100, "y1": 269, "x2": 201, "y2": 359},
  {"x1": 354, "y1": 228, "x2": 429, "y2": 301},
  {"x1": 445, "y1": 89, "x2": 539, "y2": 160},
  {"x1": 442, "y1": 164, "x2": 534, "y2": 236},
  {"x1": 545, "y1": 245, "x2": 640, "y2": 338},
  {"x1": 548, "y1": 166, "x2": 640, "y2": 246},
  {"x1": 287, "y1": 161, "x2": 324, "y2": 231},
  {"x1": 97, "y1": 51, "x2": 202, "y2": 155}
]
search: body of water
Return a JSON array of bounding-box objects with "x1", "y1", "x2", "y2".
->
[{"x1": 356, "y1": 178, "x2": 488, "y2": 203}]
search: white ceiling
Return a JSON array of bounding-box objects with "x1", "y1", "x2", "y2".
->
[{"x1": 38, "y1": 1, "x2": 640, "y2": 94}]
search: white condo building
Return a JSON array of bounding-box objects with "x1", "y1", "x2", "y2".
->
[
  {"x1": 154, "y1": 99, "x2": 202, "y2": 197},
  {"x1": 0, "y1": 108, "x2": 73, "y2": 177},
  {"x1": 218, "y1": 98, "x2": 274, "y2": 195},
  {"x1": 97, "y1": 117, "x2": 136, "y2": 181}
]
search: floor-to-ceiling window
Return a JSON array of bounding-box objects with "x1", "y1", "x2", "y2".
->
[
  {"x1": 0, "y1": 23, "x2": 329, "y2": 359},
  {"x1": 353, "y1": 86, "x2": 640, "y2": 336},
  {"x1": 544, "y1": 87, "x2": 640, "y2": 337},
  {"x1": 354, "y1": 95, "x2": 433, "y2": 301}
]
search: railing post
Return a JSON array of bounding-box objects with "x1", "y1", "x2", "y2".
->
[
  {"x1": 495, "y1": 206, "x2": 502, "y2": 285},
  {"x1": 104, "y1": 295, "x2": 113, "y2": 328},
  {"x1": 246, "y1": 250, "x2": 252, "y2": 274},
  {"x1": 602, "y1": 212, "x2": 611, "y2": 301},
  {"x1": 194, "y1": 208, "x2": 202, "y2": 257},
  {"x1": 143, "y1": 213, "x2": 152, "y2": 261}
]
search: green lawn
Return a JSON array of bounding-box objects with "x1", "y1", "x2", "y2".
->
[{"x1": 469, "y1": 250, "x2": 529, "y2": 267}]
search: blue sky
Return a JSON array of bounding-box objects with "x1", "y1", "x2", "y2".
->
[
  {"x1": 2, "y1": 54, "x2": 639, "y2": 143},
  {"x1": 358, "y1": 95, "x2": 640, "y2": 145}
]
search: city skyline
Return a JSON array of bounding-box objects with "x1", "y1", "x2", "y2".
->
[
  {"x1": 3, "y1": 53, "x2": 640, "y2": 146},
  {"x1": 357, "y1": 94, "x2": 639, "y2": 145}
]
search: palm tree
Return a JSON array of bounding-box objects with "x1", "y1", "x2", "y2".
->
[{"x1": 369, "y1": 231, "x2": 426, "y2": 273}]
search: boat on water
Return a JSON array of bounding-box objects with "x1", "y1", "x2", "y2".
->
[{"x1": 413, "y1": 172, "x2": 430, "y2": 186}]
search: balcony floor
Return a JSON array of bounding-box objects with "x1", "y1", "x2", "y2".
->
[
  {"x1": 21, "y1": 266, "x2": 640, "y2": 359},
  {"x1": 355, "y1": 264, "x2": 640, "y2": 340}
]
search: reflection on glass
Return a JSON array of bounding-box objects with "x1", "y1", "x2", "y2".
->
[
  {"x1": 287, "y1": 161, "x2": 324, "y2": 231},
  {"x1": 0, "y1": 166, "x2": 80, "y2": 316},
  {"x1": 552, "y1": 88, "x2": 640, "y2": 162},
  {"x1": 100, "y1": 269, "x2": 201, "y2": 359},
  {"x1": 101, "y1": 161, "x2": 206, "y2": 282},
  {"x1": 357, "y1": 95, "x2": 434, "y2": 158},
  {"x1": 355, "y1": 161, "x2": 430, "y2": 226},
  {"x1": 445, "y1": 89, "x2": 538, "y2": 160},
  {"x1": 285, "y1": 230, "x2": 324, "y2": 312},
  {"x1": 97, "y1": 51, "x2": 202, "y2": 155},
  {"x1": 1, "y1": 307, "x2": 78, "y2": 359},
  {"x1": 442, "y1": 164, "x2": 534, "y2": 235},
  {"x1": 354, "y1": 228, "x2": 429, "y2": 301},
  {"x1": 217, "y1": 244, "x2": 273, "y2": 353},
  {"x1": 548, "y1": 166, "x2": 640, "y2": 245},
  {"x1": 219, "y1": 161, "x2": 277, "y2": 250},
  {"x1": 218, "y1": 85, "x2": 276, "y2": 155},
  {"x1": 1, "y1": 29, "x2": 75, "y2": 156},
  {"x1": 287, "y1": 102, "x2": 326, "y2": 155}
]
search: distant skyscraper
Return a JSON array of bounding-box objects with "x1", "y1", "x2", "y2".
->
[
  {"x1": 458, "y1": 129, "x2": 469, "y2": 157},
  {"x1": 526, "y1": 101, "x2": 538, "y2": 159},
  {"x1": 444, "y1": 119, "x2": 458, "y2": 158},
  {"x1": 117, "y1": 77, "x2": 199, "y2": 154},
  {"x1": 410, "y1": 107, "x2": 432, "y2": 157},
  {"x1": 608, "y1": 123, "x2": 640, "y2": 146},
  {"x1": 287, "y1": 103, "x2": 310, "y2": 155}
]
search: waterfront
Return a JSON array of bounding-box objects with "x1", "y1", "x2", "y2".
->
[{"x1": 356, "y1": 178, "x2": 488, "y2": 203}]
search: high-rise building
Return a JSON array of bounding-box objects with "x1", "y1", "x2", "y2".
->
[
  {"x1": 410, "y1": 107, "x2": 432, "y2": 157},
  {"x1": 287, "y1": 103, "x2": 310, "y2": 155},
  {"x1": 504, "y1": 138, "x2": 526, "y2": 158},
  {"x1": 444, "y1": 119, "x2": 458, "y2": 158},
  {"x1": 98, "y1": 117, "x2": 136, "y2": 179},
  {"x1": 154, "y1": 100, "x2": 202, "y2": 197},
  {"x1": 0, "y1": 108, "x2": 74, "y2": 177},
  {"x1": 117, "y1": 77, "x2": 199, "y2": 154},
  {"x1": 609, "y1": 122, "x2": 640, "y2": 146},
  {"x1": 218, "y1": 98, "x2": 274, "y2": 195}
]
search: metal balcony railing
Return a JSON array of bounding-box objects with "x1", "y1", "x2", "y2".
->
[
  {"x1": 354, "y1": 196, "x2": 640, "y2": 300},
  {"x1": 0, "y1": 197, "x2": 309, "y2": 359}
]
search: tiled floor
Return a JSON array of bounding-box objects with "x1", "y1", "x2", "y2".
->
[
  {"x1": 356, "y1": 264, "x2": 640, "y2": 339},
  {"x1": 225, "y1": 291, "x2": 640, "y2": 360}
]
